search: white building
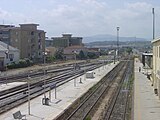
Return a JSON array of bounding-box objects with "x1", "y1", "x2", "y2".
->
[
  {"x1": 0, "y1": 41, "x2": 20, "y2": 70},
  {"x1": 152, "y1": 38, "x2": 160, "y2": 99}
]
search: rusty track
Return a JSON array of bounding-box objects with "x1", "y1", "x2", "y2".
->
[
  {"x1": 0, "y1": 62, "x2": 105, "y2": 114},
  {"x1": 104, "y1": 60, "x2": 134, "y2": 120},
  {"x1": 57, "y1": 61, "x2": 128, "y2": 120}
]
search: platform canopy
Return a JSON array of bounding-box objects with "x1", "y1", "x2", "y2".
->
[
  {"x1": 142, "y1": 53, "x2": 153, "y2": 56},
  {"x1": 142, "y1": 53, "x2": 153, "y2": 67}
]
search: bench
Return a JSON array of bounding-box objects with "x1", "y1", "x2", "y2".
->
[{"x1": 13, "y1": 111, "x2": 26, "y2": 120}]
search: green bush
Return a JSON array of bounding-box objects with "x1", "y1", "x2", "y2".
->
[
  {"x1": 87, "y1": 52, "x2": 99, "y2": 59},
  {"x1": 7, "y1": 59, "x2": 33, "y2": 69},
  {"x1": 24, "y1": 58, "x2": 33, "y2": 66},
  {"x1": 7, "y1": 62, "x2": 16, "y2": 69},
  {"x1": 47, "y1": 56, "x2": 56, "y2": 62},
  {"x1": 78, "y1": 50, "x2": 87, "y2": 60}
]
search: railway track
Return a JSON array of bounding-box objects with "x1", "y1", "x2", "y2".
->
[
  {"x1": 0, "y1": 61, "x2": 103, "y2": 96},
  {"x1": 104, "y1": 60, "x2": 133, "y2": 120},
  {"x1": 0, "y1": 61, "x2": 98, "y2": 84},
  {"x1": 0, "y1": 62, "x2": 106, "y2": 114},
  {"x1": 55, "y1": 61, "x2": 128, "y2": 120}
]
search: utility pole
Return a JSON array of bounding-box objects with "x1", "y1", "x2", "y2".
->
[
  {"x1": 43, "y1": 52, "x2": 47, "y2": 65},
  {"x1": 152, "y1": 8, "x2": 157, "y2": 94},
  {"x1": 117, "y1": 27, "x2": 120, "y2": 61},
  {"x1": 152, "y1": 8, "x2": 155, "y2": 40}
]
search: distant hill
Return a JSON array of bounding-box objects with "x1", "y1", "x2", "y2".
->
[
  {"x1": 83, "y1": 34, "x2": 148, "y2": 43},
  {"x1": 85, "y1": 40, "x2": 151, "y2": 47}
]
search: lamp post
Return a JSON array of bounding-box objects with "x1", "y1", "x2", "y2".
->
[
  {"x1": 117, "y1": 27, "x2": 120, "y2": 61},
  {"x1": 43, "y1": 69, "x2": 47, "y2": 99},
  {"x1": 74, "y1": 51, "x2": 76, "y2": 61},
  {"x1": 73, "y1": 50, "x2": 77, "y2": 70},
  {"x1": 43, "y1": 51, "x2": 47, "y2": 64},
  {"x1": 5, "y1": 49, "x2": 9, "y2": 71},
  {"x1": 73, "y1": 50, "x2": 77, "y2": 87},
  {"x1": 27, "y1": 70, "x2": 32, "y2": 115}
]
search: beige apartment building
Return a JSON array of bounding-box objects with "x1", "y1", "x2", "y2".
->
[
  {"x1": 152, "y1": 38, "x2": 160, "y2": 99},
  {"x1": 0, "y1": 24, "x2": 45, "y2": 62},
  {"x1": 51, "y1": 34, "x2": 83, "y2": 48}
]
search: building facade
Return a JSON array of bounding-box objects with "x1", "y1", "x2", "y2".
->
[
  {"x1": 45, "y1": 37, "x2": 53, "y2": 47},
  {"x1": 0, "y1": 24, "x2": 45, "y2": 62},
  {"x1": 0, "y1": 41, "x2": 19, "y2": 70},
  {"x1": 51, "y1": 34, "x2": 82, "y2": 48},
  {"x1": 45, "y1": 47, "x2": 57, "y2": 57},
  {"x1": 63, "y1": 45, "x2": 87, "y2": 60},
  {"x1": 152, "y1": 38, "x2": 160, "y2": 99},
  {"x1": 0, "y1": 25, "x2": 15, "y2": 45}
]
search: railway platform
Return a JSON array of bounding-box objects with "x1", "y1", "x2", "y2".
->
[
  {"x1": 0, "y1": 62, "x2": 118, "y2": 120},
  {"x1": 134, "y1": 58, "x2": 160, "y2": 120}
]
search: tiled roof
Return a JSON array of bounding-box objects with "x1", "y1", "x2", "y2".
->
[{"x1": 0, "y1": 41, "x2": 19, "y2": 52}]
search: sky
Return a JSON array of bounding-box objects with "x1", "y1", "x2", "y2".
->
[{"x1": 0, "y1": 0, "x2": 160, "y2": 39}]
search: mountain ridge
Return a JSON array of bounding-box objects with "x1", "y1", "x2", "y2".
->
[{"x1": 83, "y1": 34, "x2": 149, "y2": 43}]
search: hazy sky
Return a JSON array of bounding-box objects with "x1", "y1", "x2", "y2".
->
[{"x1": 0, "y1": 0, "x2": 160, "y2": 39}]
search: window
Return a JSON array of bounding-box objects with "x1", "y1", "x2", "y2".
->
[
  {"x1": 31, "y1": 39, "x2": 34, "y2": 43},
  {"x1": 9, "y1": 54, "x2": 14, "y2": 61},
  {"x1": 38, "y1": 39, "x2": 41, "y2": 42},
  {"x1": 38, "y1": 33, "x2": 41, "y2": 38},
  {"x1": 6, "y1": 53, "x2": 8, "y2": 59},
  {"x1": 38, "y1": 45, "x2": 41, "y2": 49},
  {"x1": 31, "y1": 31, "x2": 34, "y2": 35}
]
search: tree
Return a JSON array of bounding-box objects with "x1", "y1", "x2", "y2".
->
[
  {"x1": 78, "y1": 50, "x2": 86, "y2": 59},
  {"x1": 87, "y1": 52, "x2": 99, "y2": 59},
  {"x1": 55, "y1": 49, "x2": 63, "y2": 60},
  {"x1": 126, "y1": 47, "x2": 133, "y2": 55},
  {"x1": 47, "y1": 56, "x2": 55, "y2": 62}
]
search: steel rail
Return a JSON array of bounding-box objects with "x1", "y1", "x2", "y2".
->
[
  {"x1": 64, "y1": 62, "x2": 126, "y2": 120},
  {"x1": 0, "y1": 63, "x2": 104, "y2": 114},
  {"x1": 104, "y1": 60, "x2": 133, "y2": 120}
]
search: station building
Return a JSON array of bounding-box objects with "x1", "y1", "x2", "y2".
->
[{"x1": 152, "y1": 38, "x2": 160, "y2": 99}]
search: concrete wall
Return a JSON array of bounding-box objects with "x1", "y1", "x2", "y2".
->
[
  {"x1": 0, "y1": 50, "x2": 19, "y2": 65},
  {"x1": 69, "y1": 37, "x2": 82, "y2": 46},
  {"x1": 52, "y1": 34, "x2": 83, "y2": 48},
  {"x1": 152, "y1": 39, "x2": 160, "y2": 99},
  {"x1": 52, "y1": 38, "x2": 69, "y2": 48}
]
